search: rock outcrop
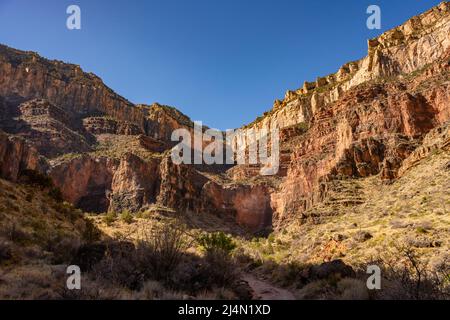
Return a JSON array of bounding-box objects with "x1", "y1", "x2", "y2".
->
[
  {"x1": 202, "y1": 181, "x2": 274, "y2": 232},
  {"x1": 109, "y1": 153, "x2": 160, "y2": 213},
  {"x1": 157, "y1": 155, "x2": 208, "y2": 212},
  {"x1": 50, "y1": 155, "x2": 118, "y2": 212},
  {"x1": 0, "y1": 130, "x2": 47, "y2": 182},
  {"x1": 82, "y1": 117, "x2": 143, "y2": 136}
]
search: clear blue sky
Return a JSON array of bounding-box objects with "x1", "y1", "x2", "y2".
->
[{"x1": 0, "y1": 0, "x2": 443, "y2": 129}]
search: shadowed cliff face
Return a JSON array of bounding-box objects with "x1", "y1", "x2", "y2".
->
[
  {"x1": 0, "y1": 44, "x2": 194, "y2": 147},
  {"x1": 0, "y1": 3, "x2": 449, "y2": 232}
]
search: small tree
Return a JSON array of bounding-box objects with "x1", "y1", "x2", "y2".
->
[{"x1": 198, "y1": 232, "x2": 236, "y2": 254}]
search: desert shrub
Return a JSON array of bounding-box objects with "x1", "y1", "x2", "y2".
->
[
  {"x1": 271, "y1": 262, "x2": 306, "y2": 287},
  {"x1": 19, "y1": 170, "x2": 63, "y2": 202},
  {"x1": 131, "y1": 280, "x2": 184, "y2": 300},
  {"x1": 166, "y1": 251, "x2": 238, "y2": 293},
  {"x1": 196, "y1": 287, "x2": 237, "y2": 300},
  {"x1": 296, "y1": 279, "x2": 329, "y2": 300},
  {"x1": 375, "y1": 245, "x2": 450, "y2": 300},
  {"x1": 136, "y1": 224, "x2": 190, "y2": 281},
  {"x1": 48, "y1": 187, "x2": 63, "y2": 202},
  {"x1": 134, "y1": 280, "x2": 166, "y2": 299},
  {"x1": 1, "y1": 223, "x2": 30, "y2": 244},
  {"x1": 166, "y1": 254, "x2": 208, "y2": 293},
  {"x1": 53, "y1": 202, "x2": 79, "y2": 222},
  {"x1": 198, "y1": 231, "x2": 236, "y2": 254},
  {"x1": 103, "y1": 211, "x2": 117, "y2": 226},
  {"x1": 91, "y1": 241, "x2": 143, "y2": 290},
  {"x1": 337, "y1": 278, "x2": 369, "y2": 300},
  {"x1": 81, "y1": 219, "x2": 102, "y2": 243},
  {"x1": 120, "y1": 209, "x2": 134, "y2": 224},
  {"x1": 201, "y1": 249, "x2": 238, "y2": 288},
  {"x1": 58, "y1": 277, "x2": 130, "y2": 300},
  {"x1": 0, "y1": 240, "x2": 12, "y2": 263},
  {"x1": 71, "y1": 242, "x2": 107, "y2": 271},
  {"x1": 196, "y1": 232, "x2": 238, "y2": 287},
  {"x1": 45, "y1": 236, "x2": 81, "y2": 264}
]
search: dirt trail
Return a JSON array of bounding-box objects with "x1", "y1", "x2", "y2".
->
[{"x1": 242, "y1": 274, "x2": 296, "y2": 300}]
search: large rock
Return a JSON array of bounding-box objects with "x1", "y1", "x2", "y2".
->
[
  {"x1": 109, "y1": 153, "x2": 160, "y2": 213},
  {"x1": 50, "y1": 155, "x2": 118, "y2": 212},
  {"x1": 0, "y1": 130, "x2": 47, "y2": 182},
  {"x1": 157, "y1": 155, "x2": 208, "y2": 212},
  {"x1": 50, "y1": 153, "x2": 162, "y2": 213},
  {"x1": 202, "y1": 181, "x2": 274, "y2": 232}
]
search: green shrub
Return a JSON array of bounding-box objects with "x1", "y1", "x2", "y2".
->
[
  {"x1": 198, "y1": 232, "x2": 236, "y2": 254},
  {"x1": 202, "y1": 249, "x2": 238, "y2": 287},
  {"x1": 120, "y1": 210, "x2": 134, "y2": 224},
  {"x1": 103, "y1": 211, "x2": 117, "y2": 226},
  {"x1": 416, "y1": 227, "x2": 428, "y2": 234}
]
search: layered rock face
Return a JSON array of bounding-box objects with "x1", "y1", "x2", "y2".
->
[
  {"x1": 247, "y1": 2, "x2": 450, "y2": 134},
  {"x1": 49, "y1": 155, "x2": 118, "y2": 212},
  {"x1": 201, "y1": 181, "x2": 274, "y2": 232},
  {"x1": 0, "y1": 3, "x2": 448, "y2": 233},
  {"x1": 157, "y1": 155, "x2": 208, "y2": 212},
  {"x1": 13, "y1": 99, "x2": 92, "y2": 157},
  {"x1": 0, "y1": 45, "x2": 194, "y2": 144},
  {"x1": 0, "y1": 45, "x2": 147, "y2": 132},
  {"x1": 200, "y1": 3, "x2": 450, "y2": 229},
  {"x1": 0, "y1": 130, "x2": 46, "y2": 182},
  {"x1": 0, "y1": 43, "x2": 197, "y2": 216},
  {"x1": 240, "y1": 3, "x2": 450, "y2": 224},
  {"x1": 82, "y1": 117, "x2": 143, "y2": 136}
]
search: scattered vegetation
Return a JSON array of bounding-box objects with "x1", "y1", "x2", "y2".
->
[
  {"x1": 119, "y1": 210, "x2": 134, "y2": 224},
  {"x1": 103, "y1": 211, "x2": 117, "y2": 226},
  {"x1": 19, "y1": 169, "x2": 63, "y2": 202}
]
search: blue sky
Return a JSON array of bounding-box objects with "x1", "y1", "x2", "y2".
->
[{"x1": 0, "y1": 0, "x2": 442, "y2": 129}]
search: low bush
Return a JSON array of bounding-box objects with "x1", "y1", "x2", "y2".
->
[
  {"x1": 201, "y1": 249, "x2": 238, "y2": 288},
  {"x1": 120, "y1": 210, "x2": 134, "y2": 224},
  {"x1": 136, "y1": 224, "x2": 190, "y2": 281},
  {"x1": 103, "y1": 211, "x2": 117, "y2": 226},
  {"x1": 48, "y1": 187, "x2": 63, "y2": 202},
  {"x1": 198, "y1": 231, "x2": 236, "y2": 254},
  {"x1": 81, "y1": 219, "x2": 102, "y2": 244}
]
